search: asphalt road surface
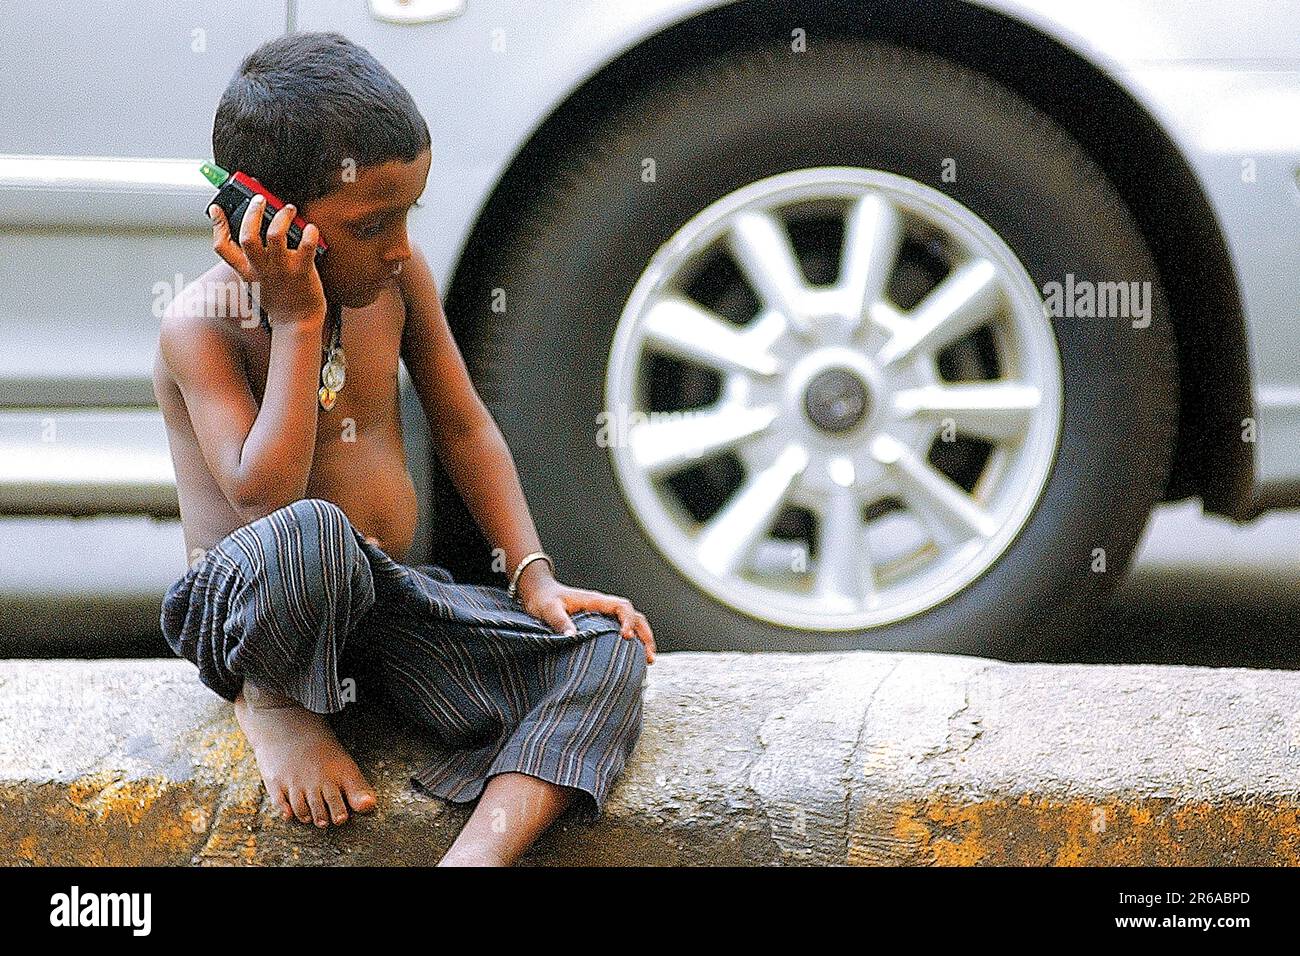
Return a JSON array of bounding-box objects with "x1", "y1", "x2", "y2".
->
[
  {"x1": 1072, "y1": 499, "x2": 1300, "y2": 669},
  {"x1": 4, "y1": 499, "x2": 1300, "y2": 666}
]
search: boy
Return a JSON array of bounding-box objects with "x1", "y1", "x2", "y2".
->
[{"x1": 152, "y1": 31, "x2": 655, "y2": 867}]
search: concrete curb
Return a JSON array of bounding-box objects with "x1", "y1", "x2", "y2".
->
[{"x1": 3, "y1": 654, "x2": 1300, "y2": 865}]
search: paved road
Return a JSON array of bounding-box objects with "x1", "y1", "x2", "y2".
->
[
  {"x1": 5, "y1": 499, "x2": 1300, "y2": 666},
  {"x1": 1072, "y1": 499, "x2": 1300, "y2": 668}
]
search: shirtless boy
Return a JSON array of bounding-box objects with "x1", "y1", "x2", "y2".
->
[{"x1": 153, "y1": 31, "x2": 655, "y2": 867}]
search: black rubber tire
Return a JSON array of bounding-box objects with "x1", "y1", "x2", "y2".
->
[{"x1": 449, "y1": 39, "x2": 1179, "y2": 659}]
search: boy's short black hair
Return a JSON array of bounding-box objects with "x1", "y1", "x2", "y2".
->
[{"x1": 213, "y1": 31, "x2": 430, "y2": 208}]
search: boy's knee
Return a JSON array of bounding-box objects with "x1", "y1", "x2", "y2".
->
[
  {"x1": 234, "y1": 497, "x2": 371, "y2": 615},
  {"x1": 240, "y1": 497, "x2": 352, "y2": 548},
  {"x1": 608, "y1": 629, "x2": 649, "y2": 698},
  {"x1": 270, "y1": 497, "x2": 353, "y2": 548},
  {"x1": 279, "y1": 497, "x2": 351, "y2": 535}
]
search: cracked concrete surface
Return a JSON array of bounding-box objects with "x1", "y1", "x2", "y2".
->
[{"x1": 3, "y1": 653, "x2": 1300, "y2": 865}]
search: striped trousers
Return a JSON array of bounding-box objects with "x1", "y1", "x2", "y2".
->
[{"x1": 159, "y1": 497, "x2": 647, "y2": 822}]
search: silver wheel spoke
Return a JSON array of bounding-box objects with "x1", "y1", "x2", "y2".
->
[
  {"x1": 629, "y1": 404, "x2": 779, "y2": 476},
  {"x1": 870, "y1": 434, "x2": 998, "y2": 545},
  {"x1": 641, "y1": 294, "x2": 781, "y2": 377},
  {"x1": 840, "y1": 193, "x2": 903, "y2": 335},
  {"x1": 868, "y1": 300, "x2": 911, "y2": 341},
  {"x1": 695, "y1": 444, "x2": 808, "y2": 576},
  {"x1": 727, "y1": 210, "x2": 810, "y2": 329},
  {"x1": 876, "y1": 258, "x2": 1001, "y2": 366},
  {"x1": 892, "y1": 382, "x2": 1041, "y2": 442},
  {"x1": 815, "y1": 483, "x2": 878, "y2": 606}
]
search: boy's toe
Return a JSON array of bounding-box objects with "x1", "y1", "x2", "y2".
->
[
  {"x1": 323, "y1": 783, "x2": 350, "y2": 824},
  {"x1": 306, "y1": 788, "x2": 330, "y2": 827},
  {"x1": 270, "y1": 786, "x2": 294, "y2": 821},
  {"x1": 289, "y1": 788, "x2": 313, "y2": 824},
  {"x1": 344, "y1": 776, "x2": 377, "y2": 813}
]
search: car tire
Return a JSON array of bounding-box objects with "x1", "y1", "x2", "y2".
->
[{"x1": 452, "y1": 38, "x2": 1178, "y2": 658}]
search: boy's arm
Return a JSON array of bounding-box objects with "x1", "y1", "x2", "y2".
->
[
  {"x1": 159, "y1": 196, "x2": 329, "y2": 522},
  {"x1": 399, "y1": 242, "x2": 656, "y2": 659},
  {"x1": 397, "y1": 243, "x2": 554, "y2": 593},
  {"x1": 159, "y1": 303, "x2": 325, "y2": 523}
]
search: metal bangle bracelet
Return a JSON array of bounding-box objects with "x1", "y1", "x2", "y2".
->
[{"x1": 507, "y1": 551, "x2": 555, "y2": 599}]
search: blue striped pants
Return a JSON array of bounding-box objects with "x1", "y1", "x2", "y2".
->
[{"x1": 159, "y1": 497, "x2": 647, "y2": 822}]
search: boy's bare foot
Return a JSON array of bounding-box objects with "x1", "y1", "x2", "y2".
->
[{"x1": 233, "y1": 680, "x2": 378, "y2": 827}]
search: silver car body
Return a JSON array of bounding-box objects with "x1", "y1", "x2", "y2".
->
[{"x1": 1, "y1": 0, "x2": 1296, "y2": 627}]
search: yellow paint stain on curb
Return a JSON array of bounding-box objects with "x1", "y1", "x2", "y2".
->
[
  {"x1": 16, "y1": 835, "x2": 38, "y2": 864},
  {"x1": 63, "y1": 773, "x2": 167, "y2": 827},
  {"x1": 54, "y1": 776, "x2": 206, "y2": 857},
  {"x1": 925, "y1": 802, "x2": 987, "y2": 866},
  {"x1": 0, "y1": 772, "x2": 224, "y2": 866},
  {"x1": 892, "y1": 805, "x2": 932, "y2": 849},
  {"x1": 196, "y1": 725, "x2": 250, "y2": 770},
  {"x1": 872, "y1": 796, "x2": 1300, "y2": 866}
]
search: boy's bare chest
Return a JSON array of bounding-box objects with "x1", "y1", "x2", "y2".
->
[{"x1": 242, "y1": 289, "x2": 406, "y2": 433}]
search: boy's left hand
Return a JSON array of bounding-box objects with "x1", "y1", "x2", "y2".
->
[{"x1": 517, "y1": 576, "x2": 656, "y2": 664}]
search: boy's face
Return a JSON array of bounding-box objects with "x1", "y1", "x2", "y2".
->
[{"x1": 302, "y1": 146, "x2": 432, "y2": 309}]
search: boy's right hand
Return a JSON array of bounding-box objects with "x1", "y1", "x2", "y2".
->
[{"x1": 209, "y1": 194, "x2": 326, "y2": 328}]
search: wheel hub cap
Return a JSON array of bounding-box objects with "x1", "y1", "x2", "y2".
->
[{"x1": 803, "y1": 366, "x2": 871, "y2": 433}]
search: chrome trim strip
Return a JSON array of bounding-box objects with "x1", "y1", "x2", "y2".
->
[
  {"x1": 369, "y1": 0, "x2": 466, "y2": 25},
  {"x1": 0, "y1": 154, "x2": 207, "y2": 192}
]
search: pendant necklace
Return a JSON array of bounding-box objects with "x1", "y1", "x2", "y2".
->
[
  {"x1": 257, "y1": 299, "x2": 346, "y2": 411},
  {"x1": 318, "y1": 300, "x2": 346, "y2": 410}
]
